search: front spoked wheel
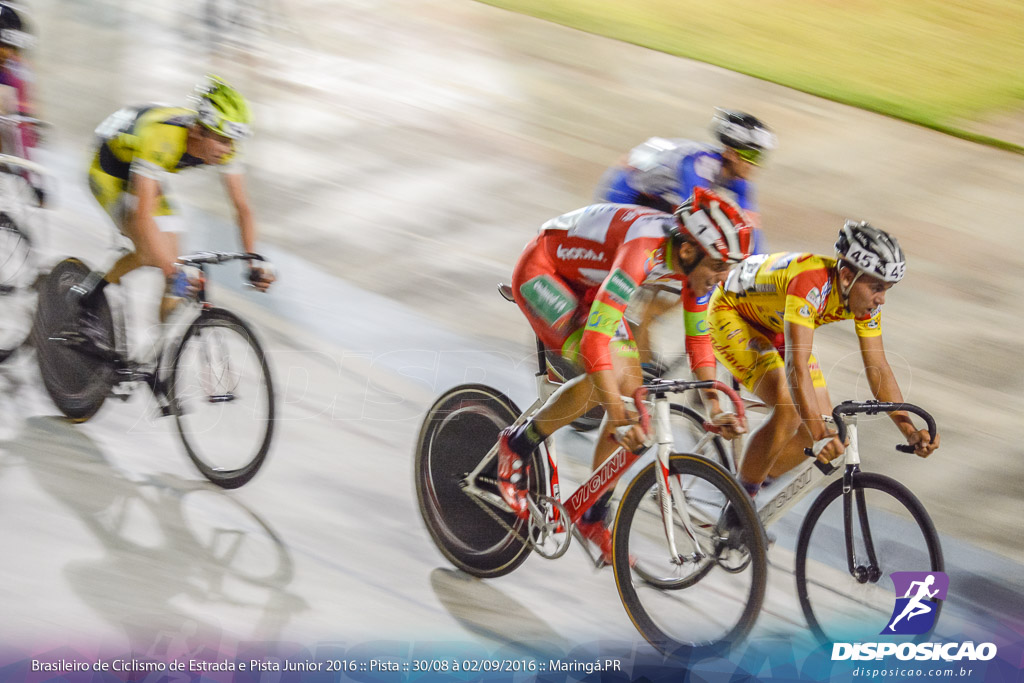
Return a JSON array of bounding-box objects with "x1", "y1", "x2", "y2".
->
[
  {"x1": 613, "y1": 453, "x2": 767, "y2": 657},
  {"x1": 414, "y1": 384, "x2": 544, "y2": 578},
  {"x1": 170, "y1": 307, "x2": 275, "y2": 489},
  {"x1": 795, "y1": 472, "x2": 944, "y2": 645}
]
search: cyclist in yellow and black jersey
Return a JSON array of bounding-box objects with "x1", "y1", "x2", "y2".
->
[{"x1": 73, "y1": 75, "x2": 274, "y2": 327}]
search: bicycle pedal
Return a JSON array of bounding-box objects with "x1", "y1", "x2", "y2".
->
[{"x1": 109, "y1": 386, "x2": 134, "y2": 402}]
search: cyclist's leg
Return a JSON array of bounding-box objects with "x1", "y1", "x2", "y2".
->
[
  {"x1": 709, "y1": 294, "x2": 795, "y2": 490},
  {"x1": 740, "y1": 368, "x2": 801, "y2": 486},
  {"x1": 766, "y1": 359, "x2": 832, "y2": 477},
  {"x1": 498, "y1": 244, "x2": 592, "y2": 510},
  {"x1": 91, "y1": 165, "x2": 185, "y2": 321},
  {"x1": 628, "y1": 288, "x2": 679, "y2": 368},
  {"x1": 510, "y1": 242, "x2": 595, "y2": 435}
]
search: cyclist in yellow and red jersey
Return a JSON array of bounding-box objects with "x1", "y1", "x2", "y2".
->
[
  {"x1": 709, "y1": 221, "x2": 940, "y2": 499},
  {"x1": 498, "y1": 187, "x2": 753, "y2": 564},
  {"x1": 71, "y1": 75, "x2": 274, "y2": 339}
]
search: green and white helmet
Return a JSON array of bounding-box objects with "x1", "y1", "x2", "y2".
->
[{"x1": 194, "y1": 75, "x2": 252, "y2": 140}]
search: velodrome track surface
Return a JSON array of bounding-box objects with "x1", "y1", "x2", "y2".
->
[{"x1": 1, "y1": 0, "x2": 1021, "y2": 657}]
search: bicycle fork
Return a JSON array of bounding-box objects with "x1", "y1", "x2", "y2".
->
[
  {"x1": 653, "y1": 399, "x2": 706, "y2": 566},
  {"x1": 840, "y1": 419, "x2": 881, "y2": 583}
]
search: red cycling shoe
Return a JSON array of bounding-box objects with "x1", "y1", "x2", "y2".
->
[
  {"x1": 577, "y1": 519, "x2": 614, "y2": 566},
  {"x1": 496, "y1": 426, "x2": 530, "y2": 520}
]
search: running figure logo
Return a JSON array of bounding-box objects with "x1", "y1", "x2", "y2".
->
[{"x1": 882, "y1": 571, "x2": 948, "y2": 635}]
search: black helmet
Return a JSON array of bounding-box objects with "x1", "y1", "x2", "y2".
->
[{"x1": 0, "y1": 3, "x2": 33, "y2": 50}]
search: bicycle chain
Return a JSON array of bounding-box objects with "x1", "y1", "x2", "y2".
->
[{"x1": 464, "y1": 475, "x2": 532, "y2": 547}]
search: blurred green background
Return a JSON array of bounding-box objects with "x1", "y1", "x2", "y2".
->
[{"x1": 477, "y1": 0, "x2": 1024, "y2": 152}]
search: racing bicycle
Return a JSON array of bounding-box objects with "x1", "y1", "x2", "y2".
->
[
  {"x1": 32, "y1": 251, "x2": 275, "y2": 489},
  {"x1": 0, "y1": 115, "x2": 50, "y2": 362},
  {"x1": 688, "y1": 397, "x2": 943, "y2": 644},
  {"x1": 415, "y1": 287, "x2": 768, "y2": 657}
]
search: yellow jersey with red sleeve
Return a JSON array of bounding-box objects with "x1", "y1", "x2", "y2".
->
[{"x1": 720, "y1": 252, "x2": 881, "y2": 337}]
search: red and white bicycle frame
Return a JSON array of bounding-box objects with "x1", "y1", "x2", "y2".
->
[{"x1": 460, "y1": 356, "x2": 745, "y2": 564}]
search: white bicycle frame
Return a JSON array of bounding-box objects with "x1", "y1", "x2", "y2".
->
[{"x1": 687, "y1": 407, "x2": 850, "y2": 528}]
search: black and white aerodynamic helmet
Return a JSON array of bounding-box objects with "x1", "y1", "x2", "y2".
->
[
  {"x1": 711, "y1": 108, "x2": 776, "y2": 155},
  {"x1": 835, "y1": 220, "x2": 906, "y2": 283}
]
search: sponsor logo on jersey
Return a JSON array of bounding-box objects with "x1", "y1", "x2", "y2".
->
[
  {"x1": 799, "y1": 305, "x2": 812, "y2": 318},
  {"x1": 806, "y1": 286, "x2": 822, "y2": 309},
  {"x1": 769, "y1": 253, "x2": 799, "y2": 271},
  {"x1": 642, "y1": 248, "x2": 661, "y2": 278},
  {"x1": 604, "y1": 269, "x2": 637, "y2": 305},
  {"x1": 521, "y1": 276, "x2": 575, "y2": 327},
  {"x1": 557, "y1": 244, "x2": 606, "y2": 262}
]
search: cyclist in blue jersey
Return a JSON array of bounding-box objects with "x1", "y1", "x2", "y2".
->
[
  {"x1": 596, "y1": 108, "x2": 775, "y2": 253},
  {"x1": 596, "y1": 109, "x2": 776, "y2": 370}
]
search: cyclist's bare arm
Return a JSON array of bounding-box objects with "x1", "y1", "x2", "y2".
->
[
  {"x1": 590, "y1": 368, "x2": 645, "y2": 453},
  {"x1": 223, "y1": 172, "x2": 274, "y2": 292},
  {"x1": 131, "y1": 174, "x2": 178, "y2": 277},
  {"x1": 223, "y1": 172, "x2": 256, "y2": 252},
  {"x1": 785, "y1": 322, "x2": 843, "y2": 460},
  {"x1": 858, "y1": 334, "x2": 939, "y2": 456},
  {"x1": 693, "y1": 364, "x2": 746, "y2": 439}
]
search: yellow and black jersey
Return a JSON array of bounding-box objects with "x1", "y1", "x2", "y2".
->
[
  {"x1": 92, "y1": 104, "x2": 240, "y2": 182},
  {"x1": 88, "y1": 105, "x2": 241, "y2": 221}
]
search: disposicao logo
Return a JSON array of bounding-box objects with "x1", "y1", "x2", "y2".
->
[
  {"x1": 831, "y1": 571, "x2": 998, "y2": 663},
  {"x1": 883, "y1": 571, "x2": 947, "y2": 635}
]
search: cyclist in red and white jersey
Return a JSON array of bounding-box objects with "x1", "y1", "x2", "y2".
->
[{"x1": 499, "y1": 187, "x2": 752, "y2": 563}]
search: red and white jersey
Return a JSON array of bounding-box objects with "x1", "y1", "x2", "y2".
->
[{"x1": 535, "y1": 203, "x2": 713, "y2": 373}]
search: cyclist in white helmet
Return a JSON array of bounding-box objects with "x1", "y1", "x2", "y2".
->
[
  {"x1": 498, "y1": 188, "x2": 753, "y2": 564},
  {"x1": 708, "y1": 221, "x2": 940, "y2": 499}
]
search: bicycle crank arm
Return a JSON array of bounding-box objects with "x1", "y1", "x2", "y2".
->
[{"x1": 50, "y1": 334, "x2": 122, "y2": 365}]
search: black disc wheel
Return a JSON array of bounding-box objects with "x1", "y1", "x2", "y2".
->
[{"x1": 415, "y1": 384, "x2": 545, "y2": 578}]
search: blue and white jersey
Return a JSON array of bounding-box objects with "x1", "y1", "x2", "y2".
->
[
  {"x1": 596, "y1": 137, "x2": 765, "y2": 253},
  {"x1": 597, "y1": 138, "x2": 754, "y2": 211}
]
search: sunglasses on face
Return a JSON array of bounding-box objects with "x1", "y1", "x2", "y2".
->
[{"x1": 733, "y1": 147, "x2": 764, "y2": 166}]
